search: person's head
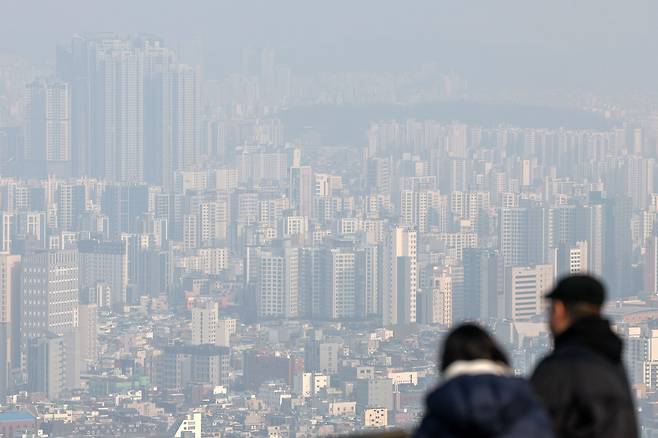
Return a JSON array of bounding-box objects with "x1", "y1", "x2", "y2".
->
[
  {"x1": 545, "y1": 275, "x2": 605, "y2": 336},
  {"x1": 440, "y1": 323, "x2": 509, "y2": 373}
]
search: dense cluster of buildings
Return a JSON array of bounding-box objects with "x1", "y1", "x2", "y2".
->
[{"x1": 1, "y1": 33, "x2": 658, "y2": 436}]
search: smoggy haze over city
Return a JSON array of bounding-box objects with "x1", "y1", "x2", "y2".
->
[
  {"x1": 3, "y1": 1, "x2": 658, "y2": 91},
  {"x1": 1, "y1": 1, "x2": 658, "y2": 437}
]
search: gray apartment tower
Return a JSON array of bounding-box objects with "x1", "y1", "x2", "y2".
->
[{"x1": 57, "y1": 34, "x2": 200, "y2": 184}]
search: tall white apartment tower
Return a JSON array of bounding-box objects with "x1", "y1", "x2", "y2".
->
[
  {"x1": 428, "y1": 272, "x2": 453, "y2": 326},
  {"x1": 321, "y1": 248, "x2": 356, "y2": 320},
  {"x1": 382, "y1": 227, "x2": 417, "y2": 326},
  {"x1": 191, "y1": 302, "x2": 219, "y2": 345},
  {"x1": 173, "y1": 64, "x2": 201, "y2": 171},
  {"x1": 257, "y1": 244, "x2": 299, "y2": 319},
  {"x1": 58, "y1": 35, "x2": 144, "y2": 181},
  {"x1": 101, "y1": 45, "x2": 145, "y2": 182},
  {"x1": 0, "y1": 253, "x2": 20, "y2": 396},
  {"x1": 400, "y1": 190, "x2": 436, "y2": 233}
]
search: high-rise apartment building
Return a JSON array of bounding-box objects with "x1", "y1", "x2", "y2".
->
[
  {"x1": 190, "y1": 301, "x2": 235, "y2": 348},
  {"x1": 215, "y1": 167, "x2": 239, "y2": 193},
  {"x1": 400, "y1": 190, "x2": 438, "y2": 233},
  {"x1": 198, "y1": 248, "x2": 228, "y2": 275},
  {"x1": 27, "y1": 332, "x2": 79, "y2": 400},
  {"x1": 462, "y1": 248, "x2": 503, "y2": 320},
  {"x1": 421, "y1": 270, "x2": 452, "y2": 326},
  {"x1": 142, "y1": 39, "x2": 176, "y2": 188},
  {"x1": 298, "y1": 247, "x2": 321, "y2": 318},
  {"x1": 0, "y1": 214, "x2": 13, "y2": 252},
  {"x1": 57, "y1": 35, "x2": 200, "y2": 184},
  {"x1": 56, "y1": 183, "x2": 86, "y2": 231},
  {"x1": 583, "y1": 202, "x2": 605, "y2": 277},
  {"x1": 144, "y1": 55, "x2": 201, "y2": 189},
  {"x1": 499, "y1": 206, "x2": 545, "y2": 267},
  {"x1": 173, "y1": 64, "x2": 201, "y2": 172},
  {"x1": 547, "y1": 205, "x2": 577, "y2": 249},
  {"x1": 382, "y1": 227, "x2": 417, "y2": 326},
  {"x1": 0, "y1": 253, "x2": 20, "y2": 397},
  {"x1": 367, "y1": 158, "x2": 391, "y2": 195},
  {"x1": 24, "y1": 79, "x2": 71, "y2": 177},
  {"x1": 199, "y1": 200, "x2": 228, "y2": 245},
  {"x1": 191, "y1": 302, "x2": 219, "y2": 345},
  {"x1": 216, "y1": 318, "x2": 236, "y2": 348},
  {"x1": 101, "y1": 183, "x2": 149, "y2": 240},
  {"x1": 256, "y1": 242, "x2": 299, "y2": 319},
  {"x1": 645, "y1": 236, "x2": 658, "y2": 296},
  {"x1": 356, "y1": 246, "x2": 378, "y2": 318},
  {"x1": 78, "y1": 239, "x2": 127, "y2": 311},
  {"x1": 320, "y1": 247, "x2": 356, "y2": 320},
  {"x1": 77, "y1": 302, "x2": 98, "y2": 372},
  {"x1": 94, "y1": 38, "x2": 145, "y2": 182},
  {"x1": 289, "y1": 166, "x2": 313, "y2": 218}
]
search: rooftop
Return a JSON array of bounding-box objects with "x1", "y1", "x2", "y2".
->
[{"x1": 0, "y1": 411, "x2": 36, "y2": 422}]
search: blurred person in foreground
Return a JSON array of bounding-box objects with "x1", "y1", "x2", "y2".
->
[
  {"x1": 414, "y1": 323, "x2": 553, "y2": 438},
  {"x1": 531, "y1": 275, "x2": 638, "y2": 438}
]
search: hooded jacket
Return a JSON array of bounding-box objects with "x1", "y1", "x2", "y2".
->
[
  {"x1": 414, "y1": 360, "x2": 554, "y2": 438},
  {"x1": 531, "y1": 315, "x2": 638, "y2": 438}
]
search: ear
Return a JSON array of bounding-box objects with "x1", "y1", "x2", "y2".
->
[{"x1": 553, "y1": 300, "x2": 566, "y2": 317}]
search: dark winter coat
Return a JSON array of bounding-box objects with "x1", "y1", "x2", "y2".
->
[
  {"x1": 414, "y1": 363, "x2": 554, "y2": 438},
  {"x1": 531, "y1": 316, "x2": 638, "y2": 438}
]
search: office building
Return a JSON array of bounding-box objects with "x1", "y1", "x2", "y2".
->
[
  {"x1": 21, "y1": 249, "x2": 78, "y2": 344},
  {"x1": 506, "y1": 264, "x2": 554, "y2": 321},
  {"x1": 356, "y1": 378, "x2": 393, "y2": 411}
]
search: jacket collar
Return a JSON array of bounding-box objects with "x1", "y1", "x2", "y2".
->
[
  {"x1": 442, "y1": 359, "x2": 512, "y2": 381},
  {"x1": 554, "y1": 315, "x2": 623, "y2": 363}
]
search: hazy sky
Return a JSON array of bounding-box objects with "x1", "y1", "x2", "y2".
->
[{"x1": 1, "y1": 0, "x2": 657, "y2": 92}]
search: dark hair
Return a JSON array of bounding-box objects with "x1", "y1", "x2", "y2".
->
[{"x1": 440, "y1": 323, "x2": 509, "y2": 372}]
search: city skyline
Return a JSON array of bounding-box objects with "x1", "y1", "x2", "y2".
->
[{"x1": 0, "y1": 4, "x2": 657, "y2": 437}]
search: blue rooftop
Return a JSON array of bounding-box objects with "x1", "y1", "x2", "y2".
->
[{"x1": 0, "y1": 411, "x2": 35, "y2": 422}]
